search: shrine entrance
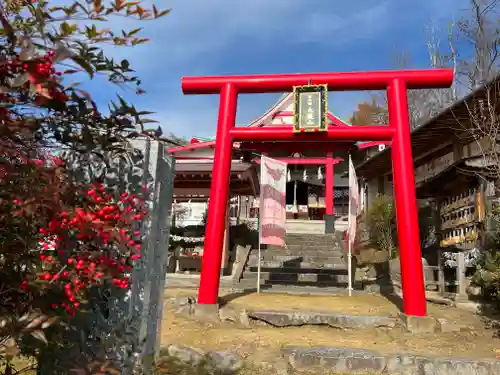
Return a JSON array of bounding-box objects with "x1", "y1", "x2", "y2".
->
[{"x1": 181, "y1": 69, "x2": 453, "y2": 317}]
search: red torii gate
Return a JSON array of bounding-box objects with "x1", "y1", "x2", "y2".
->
[{"x1": 181, "y1": 69, "x2": 453, "y2": 317}]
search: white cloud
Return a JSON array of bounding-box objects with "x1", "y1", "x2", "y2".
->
[
  {"x1": 110, "y1": 0, "x2": 394, "y2": 136},
  {"x1": 87, "y1": 0, "x2": 459, "y2": 137},
  {"x1": 110, "y1": 0, "x2": 393, "y2": 70}
]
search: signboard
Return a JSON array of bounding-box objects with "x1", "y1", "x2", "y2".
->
[
  {"x1": 414, "y1": 151, "x2": 455, "y2": 185},
  {"x1": 260, "y1": 156, "x2": 287, "y2": 247},
  {"x1": 293, "y1": 84, "x2": 328, "y2": 132}
]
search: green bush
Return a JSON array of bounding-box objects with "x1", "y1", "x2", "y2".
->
[
  {"x1": 471, "y1": 206, "x2": 500, "y2": 307},
  {"x1": 364, "y1": 194, "x2": 397, "y2": 258}
]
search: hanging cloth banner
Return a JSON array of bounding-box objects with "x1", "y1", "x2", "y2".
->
[
  {"x1": 348, "y1": 155, "x2": 360, "y2": 245},
  {"x1": 259, "y1": 155, "x2": 287, "y2": 247},
  {"x1": 347, "y1": 154, "x2": 360, "y2": 296}
]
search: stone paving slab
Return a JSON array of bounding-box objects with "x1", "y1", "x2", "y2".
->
[
  {"x1": 248, "y1": 310, "x2": 398, "y2": 329},
  {"x1": 281, "y1": 346, "x2": 500, "y2": 375}
]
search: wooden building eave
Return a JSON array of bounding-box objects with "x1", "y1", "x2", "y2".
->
[{"x1": 355, "y1": 74, "x2": 500, "y2": 181}]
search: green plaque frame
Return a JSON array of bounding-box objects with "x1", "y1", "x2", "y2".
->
[{"x1": 292, "y1": 84, "x2": 328, "y2": 133}]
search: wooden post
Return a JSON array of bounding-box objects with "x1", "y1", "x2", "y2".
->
[{"x1": 436, "y1": 198, "x2": 445, "y2": 296}]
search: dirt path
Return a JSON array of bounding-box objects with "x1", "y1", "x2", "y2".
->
[{"x1": 162, "y1": 288, "x2": 500, "y2": 361}]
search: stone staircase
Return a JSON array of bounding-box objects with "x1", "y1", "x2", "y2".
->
[{"x1": 236, "y1": 233, "x2": 351, "y2": 292}]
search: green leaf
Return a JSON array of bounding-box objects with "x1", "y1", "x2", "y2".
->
[
  {"x1": 120, "y1": 59, "x2": 130, "y2": 70},
  {"x1": 127, "y1": 27, "x2": 142, "y2": 37},
  {"x1": 30, "y1": 330, "x2": 48, "y2": 344},
  {"x1": 158, "y1": 9, "x2": 171, "y2": 17},
  {"x1": 60, "y1": 22, "x2": 74, "y2": 36},
  {"x1": 131, "y1": 38, "x2": 149, "y2": 46},
  {"x1": 71, "y1": 56, "x2": 94, "y2": 78}
]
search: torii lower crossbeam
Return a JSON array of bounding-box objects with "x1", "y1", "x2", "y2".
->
[{"x1": 181, "y1": 69, "x2": 454, "y2": 317}]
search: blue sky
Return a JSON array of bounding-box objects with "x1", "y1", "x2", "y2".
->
[{"x1": 86, "y1": 0, "x2": 469, "y2": 139}]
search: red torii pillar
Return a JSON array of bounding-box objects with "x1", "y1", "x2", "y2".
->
[{"x1": 181, "y1": 69, "x2": 453, "y2": 317}]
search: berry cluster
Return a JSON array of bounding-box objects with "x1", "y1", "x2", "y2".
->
[
  {"x1": 0, "y1": 49, "x2": 67, "y2": 113},
  {"x1": 17, "y1": 182, "x2": 150, "y2": 316}
]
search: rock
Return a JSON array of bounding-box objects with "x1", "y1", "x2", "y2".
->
[
  {"x1": 364, "y1": 265, "x2": 377, "y2": 280},
  {"x1": 248, "y1": 310, "x2": 397, "y2": 329},
  {"x1": 385, "y1": 353, "x2": 422, "y2": 375},
  {"x1": 399, "y1": 313, "x2": 439, "y2": 334},
  {"x1": 257, "y1": 357, "x2": 291, "y2": 375},
  {"x1": 178, "y1": 296, "x2": 197, "y2": 306},
  {"x1": 389, "y1": 258, "x2": 402, "y2": 283},
  {"x1": 175, "y1": 296, "x2": 196, "y2": 316},
  {"x1": 218, "y1": 304, "x2": 251, "y2": 327},
  {"x1": 436, "y1": 318, "x2": 462, "y2": 333},
  {"x1": 356, "y1": 247, "x2": 380, "y2": 265},
  {"x1": 389, "y1": 257, "x2": 434, "y2": 287},
  {"x1": 355, "y1": 266, "x2": 370, "y2": 281},
  {"x1": 239, "y1": 309, "x2": 251, "y2": 327},
  {"x1": 177, "y1": 304, "x2": 194, "y2": 316},
  {"x1": 205, "y1": 351, "x2": 243, "y2": 374},
  {"x1": 357, "y1": 248, "x2": 390, "y2": 265},
  {"x1": 281, "y1": 346, "x2": 500, "y2": 375},
  {"x1": 165, "y1": 344, "x2": 204, "y2": 366},
  {"x1": 218, "y1": 304, "x2": 239, "y2": 322},
  {"x1": 419, "y1": 358, "x2": 497, "y2": 375},
  {"x1": 162, "y1": 345, "x2": 242, "y2": 374},
  {"x1": 282, "y1": 346, "x2": 386, "y2": 373}
]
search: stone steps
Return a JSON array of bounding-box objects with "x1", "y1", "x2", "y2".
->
[
  {"x1": 242, "y1": 271, "x2": 349, "y2": 284},
  {"x1": 282, "y1": 236, "x2": 337, "y2": 245},
  {"x1": 247, "y1": 255, "x2": 345, "y2": 264},
  {"x1": 232, "y1": 284, "x2": 355, "y2": 296},
  {"x1": 238, "y1": 279, "x2": 349, "y2": 288},
  {"x1": 237, "y1": 233, "x2": 351, "y2": 292},
  {"x1": 246, "y1": 262, "x2": 347, "y2": 271},
  {"x1": 257, "y1": 250, "x2": 344, "y2": 258},
  {"x1": 265, "y1": 244, "x2": 341, "y2": 252}
]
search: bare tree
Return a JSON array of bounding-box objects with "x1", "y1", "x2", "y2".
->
[
  {"x1": 364, "y1": 0, "x2": 499, "y2": 137},
  {"x1": 460, "y1": 81, "x2": 500, "y2": 182},
  {"x1": 454, "y1": 0, "x2": 500, "y2": 89},
  {"x1": 374, "y1": 21, "x2": 458, "y2": 130},
  {"x1": 451, "y1": 0, "x2": 500, "y2": 186}
]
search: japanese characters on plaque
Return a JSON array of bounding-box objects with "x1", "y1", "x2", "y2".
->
[
  {"x1": 300, "y1": 92, "x2": 321, "y2": 128},
  {"x1": 293, "y1": 84, "x2": 328, "y2": 132}
]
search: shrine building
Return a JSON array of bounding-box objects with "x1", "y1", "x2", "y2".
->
[{"x1": 167, "y1": 93, "x2": 380, "y2": 233}]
